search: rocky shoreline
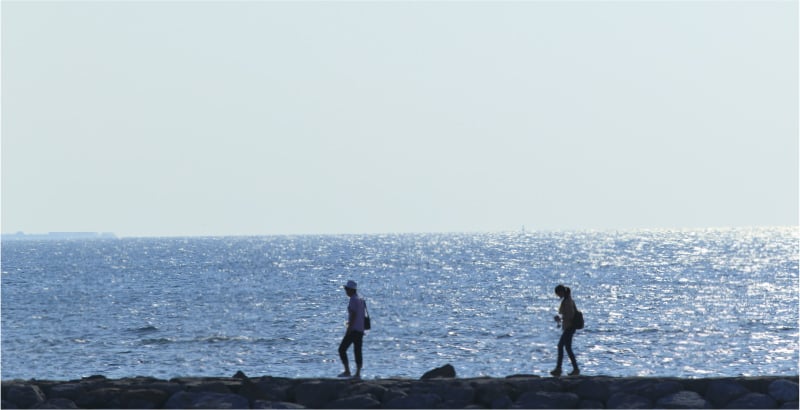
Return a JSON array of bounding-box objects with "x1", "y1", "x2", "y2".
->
[{"x1": 2, "y1": 369, "x2": 798, "y2": 409}]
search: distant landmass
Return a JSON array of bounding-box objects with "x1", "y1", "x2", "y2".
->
[{"x1": 1, "y1": 232, "x2": 117, "y2": 241}]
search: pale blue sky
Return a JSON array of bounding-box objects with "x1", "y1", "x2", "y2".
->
[{"x1": 2, "y1": 1, "x2": 798, "y2": 237}]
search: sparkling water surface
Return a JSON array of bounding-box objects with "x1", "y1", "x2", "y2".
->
[{"x1": 1, "y1": 228, "x2": 797, "y2": 380}]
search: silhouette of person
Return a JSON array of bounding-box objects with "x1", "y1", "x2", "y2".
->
[
  {"x1": 551, "y1": 284, "x2": 580, "y2": 376},
  {"x1": 338, "y1": 280, "x2": 366, "y2": 379}
]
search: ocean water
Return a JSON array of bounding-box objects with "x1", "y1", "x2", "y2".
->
[{"x1": 1, "y1": 228, "x2": 798, "y2": 381}]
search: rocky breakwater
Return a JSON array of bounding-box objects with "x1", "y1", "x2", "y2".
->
[{"x1": 1, "y1": 368, "x2": 798, "y2": 409}]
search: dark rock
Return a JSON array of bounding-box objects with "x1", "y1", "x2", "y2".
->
[
  {"x1": 340, "y1": 382, "x2": 389, "y2": 401},
  {"x1": 606, "y1": 392, "x2": 652, "y2": 409},
  {"x1": 118, "y1": 388, "x2": 169, "y2": 408},
  {"x1": 75, "y1": 387, "x2": 125, "y2": 408},
  {"x1": 184, "y1": 381, "x2": 234, "y2": 394},
  {"x1": 475, "y1": 381, "x2": 514, "y2": 406},
  {"x1": 769, "y1": 379, "x2": 799, "y2": 402},
  {"x1": 7, "y1": 384, "x2": 46, "y2": 408},
  {"x1": 384, "y1": 393, "x2": 442, "y2": 409},
  {"x1": 640, "y1": 381, "x2": 683, "y2": 400},
  {"x1": 489, "y1": 395, "x2": 513, "y2": 409},
  {"x1": 252, "y1": 400, "x2": 306, "y2": 409},
  {"x1": 118, "y1": 376, "x2": 161, "y2": 384},
  {"x1": 608, "y1": 379, "x2": 654, "y2": 399},
  {"x1": 505, "y1": 374, "x2": 540, "y2": 379},
  {"x1": 107, "y1": 376, "x2": 158, "y2": 391},
  {"x1": 171, "y1": 377, "x2": 243, "y2": 393},
  {"x1": 515, "y1": 391, "x2": 580, "y2": 409},
  {"x1": 249, "y1": 378, "x2": 292, "y2": 402},
  {"x1": 1, "y1": 399, "x2": 19, "y2": 409},
  {"x1": 706, "y1": 380, "x2": 750, "y2": 407},
  {"x1": 654, "y1": 390, "x2": 710, "y2": 409},
  {"x1": 164, "y1": 391, "x2": 249, "y2": 409},
  {"x1": 573, "y1": 379, "x2": 611, "y2": 402},
  {"x1": 1, "y1": 383, "x2": 11, "y2": 401},
  {"x1": 680, "y1": 378, "x2": 712, "y2": 396},
  {"x1": 44, "y1": 382, "x2": 87, "y2": 401},
  {"x1": 511, "y1": 378, "x2": 563, "y2": 398},
  {"x1": 779, "y1": 402, "x2": 799, "y2": 409},
  {"x1": 239, "y1": 380, "x2": 271, "y2": 403},
  {"x1": 325, "y1": 394, "x2": 381, "y2": 409},
  {"x1": 579, "y1": 399, "x2": 605, "y2": 409},
  {"x1": 440, "y1": 399, "x2": 474, "y2": 408},
  {"x1": 724, "y1": 392, "x2": 777, "y2": 409},
  {"x1": 31, "y1": 398, "x2": 79, "y2": 409},
  {"x1": 133, "y1": 381, "x2": 184, "y2": 397},
  {"x1": 424, "y1": 382, "x2": 474, "y2": 403},
  {"x1": 422, "y1": 364, "x2": 457, "y2": 380},
  {"x1": 294, "y1": 380, "x2": 343, "y2": 409},
  {"x1": 382, "y1": 388, "x2": 408, "y2": 404},
  {"x1": 608, "y1": 379, "x2": 682, "y2": 401},
  {"x1": 738, "y1": 378, "x2": 785, "y2": 395},
  {"x1": 5, "y1": 375, "x2": 798, "y2": 410}
]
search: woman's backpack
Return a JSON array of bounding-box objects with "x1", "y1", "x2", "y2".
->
[{"x1": 574, "y1": 310, "x2": 584, "y2": 330}]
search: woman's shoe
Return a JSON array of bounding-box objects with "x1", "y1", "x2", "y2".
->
[{"x1": 549, "y1": 368, "x2": 562, "y2": 377}]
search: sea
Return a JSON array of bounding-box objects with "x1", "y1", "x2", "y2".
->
[{"x1": 1, "y1": 228, "x2": 798, "y2": 381}]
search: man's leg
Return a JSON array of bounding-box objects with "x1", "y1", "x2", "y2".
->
[
  {"x1": 338, "y1": 332, "x2": 354, "y2": 376},
  {"x1": 352, "y1": 331, "x2": 364, "y2": 377}
]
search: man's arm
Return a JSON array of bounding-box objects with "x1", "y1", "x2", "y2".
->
[
  {"x1": 347, "y1": 298, "x2": 357, "y2": 332},
  {"x1": 347, "y1": 309, "x2": 356, "y2": 332}
]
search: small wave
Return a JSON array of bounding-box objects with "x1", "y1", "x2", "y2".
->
[
  {"x1": 198, "y1": 335, "x2": 255, "y2": 344},
  {"x1": 130, "y1": 325, "x2": 159, "y2": 334},
  {"x1": 197, "y1": 335, "x2": 295, "y2": 345},
  {"x1": 139, "y1": 338, "x2": 175, "y2": 346},
  {"x1": 632, "y1": 327, "x2": 660, "y2": 333},
  {"x1": 138, "y1": 335, "x2": 291, "y2": 346}
]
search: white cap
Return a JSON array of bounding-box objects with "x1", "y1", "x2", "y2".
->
[{"x1": 344, "y1": 280, "x2": 357, "y2": 290}]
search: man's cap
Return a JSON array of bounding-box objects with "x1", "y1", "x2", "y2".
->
[{"x1": 344, "y1": 280, "x2": 357, "y2": 290}]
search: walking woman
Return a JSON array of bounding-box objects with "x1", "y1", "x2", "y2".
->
[{"x1": 551, "y1": 284, "x2": 580, "y2": 376}]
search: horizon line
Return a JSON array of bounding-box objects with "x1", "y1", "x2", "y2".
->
[{"x1": 2, "y1": 225, "x2": 797, "y2": 240}]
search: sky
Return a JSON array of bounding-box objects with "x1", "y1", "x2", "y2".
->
[{"x1": 1, "y1": 1, "x2": 798, "y2": 237}]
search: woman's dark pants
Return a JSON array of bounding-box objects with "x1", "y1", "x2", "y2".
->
[
  {"x1": 557, "y1": 328, "x2": 578, "y2": 369},
  {"x1": 339, "y1": 331, "x2": 364, "y2": 369}
]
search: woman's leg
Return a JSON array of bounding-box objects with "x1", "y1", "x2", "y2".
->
[
  {"x1": 563, "y1": 328, "x2": 578, "y2": 372},
  {"x1": 553, "y1": 328, "x2": 577, "y2": 375},
  {"x1": 556, "y1": 331, "x2": 567, "y2": 369}
]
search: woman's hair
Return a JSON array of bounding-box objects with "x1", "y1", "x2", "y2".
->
[{"x1": 555, "y1": 284, "x2": 571, "y2": 297}]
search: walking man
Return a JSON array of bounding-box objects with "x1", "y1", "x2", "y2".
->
[{"x1": 338, "y1": 280, "x2": 366, "y2": 379}]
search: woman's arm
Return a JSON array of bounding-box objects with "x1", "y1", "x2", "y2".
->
[{"x1": 560, "y1": 298, "x2": 575, "y2": 328}]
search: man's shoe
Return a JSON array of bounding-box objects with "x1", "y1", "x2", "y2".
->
[
  {"x1": 337, "y1": 371, "x2": 351, "y2": 378},
  {"x1": 550, "y1": 368, "x2": 562, "y2": 377},
  {"x1": 568, "y1": 369, "x2": 580, "y2": 376}
]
